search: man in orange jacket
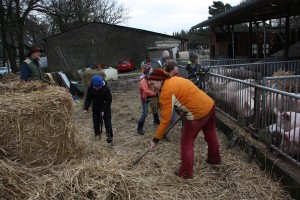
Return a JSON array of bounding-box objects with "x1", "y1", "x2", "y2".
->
[{"x1": 147, "y1": 68, "x2": 221, "y2": 179}]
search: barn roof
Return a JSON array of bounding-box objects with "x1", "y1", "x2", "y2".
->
[
  {"x1": 46, "y1": 21, "x2": 188, "y2": 42},
  {"x1": 191, "y1": 0, "x2": 300, "y2": 30}
]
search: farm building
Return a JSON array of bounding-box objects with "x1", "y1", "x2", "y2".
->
[
  {"x1": 186, "y1": 0, "x2": 300, "y2": 199},
  {"x1": 45, "y1": 22, "x2": 187, "y2": 72},
  {"x1": 1, "y1": 1, "x2": 300, "y2": 199},
  {"x1": 191, "y1": 0, "x2": 300, "y2": 60}
]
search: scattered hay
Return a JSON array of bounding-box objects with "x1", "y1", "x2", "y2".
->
[
  {"x1": 0, "y1": 77, "x2": 294, "y2": 199},
  {"x1": 0, "y1": 73, "x2": 19, "y2": 84},
  {"x1": 272, "y1": 69, "x2": 300, "y2": 93},
  {"x1": 0, "y1": 81, "x2": 76, "y2": 166}
]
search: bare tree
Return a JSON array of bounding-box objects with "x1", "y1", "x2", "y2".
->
[
  {"x1": 39, "y1": 0, "x2": 130, "y2": 34},
  {"x1": 0, "y1": 0, "x2": 129, "y2": 72},
  {"x1": 93, "y1": 0, "x2": 129, "y2": 25},
  {"x1": 0, "y1": 0, "x2": 44, "y2": 72}
]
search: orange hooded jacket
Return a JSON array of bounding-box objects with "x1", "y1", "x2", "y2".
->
[{"x1": 154, "y1": 76, "x2": 214, "y2": 140}]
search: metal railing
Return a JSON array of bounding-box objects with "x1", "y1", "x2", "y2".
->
[
  {"x1": 206, "y1": 72, "x2": 300, "y2": 166},
  {"x1": 177, "y1": 59, "x2": 300, "y2": 167}
]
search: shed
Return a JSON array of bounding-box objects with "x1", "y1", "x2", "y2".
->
[
  {"x1": 190, "y1": 0, "x2": 300, "y2": 59},
  {"x1": 45, "y1": 22, "x2": 187, "y2": 73}
]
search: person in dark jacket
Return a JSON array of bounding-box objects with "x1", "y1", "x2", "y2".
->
[
  {"x1": 185, "y1": 53, "x2": 209, "y2": 90},
  {"x1": 83, "y1": 75, "x2": 113, "y2": 144},
  {"x1": 20, "y1": 45, "x2": 47, "y2": 82}
]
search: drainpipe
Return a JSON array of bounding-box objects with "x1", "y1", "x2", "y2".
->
[
  {"x1": 231, "y1": 30, "x2": 235, "y2": 59},
  {"x1": 263, "y1": 21, "x2": 266, "y2": 61},
  {"x1": 284, "y1": 16, "x2": 290, "y2": 60}
]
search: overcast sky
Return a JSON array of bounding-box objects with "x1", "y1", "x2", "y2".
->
[{"x1": 118, "y1": 0, "x2": 242, "y2": 35}]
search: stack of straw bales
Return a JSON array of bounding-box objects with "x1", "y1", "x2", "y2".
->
[
  {"x1": 0, "y1": 81, "x2": 76, "y2": 166},
  {"x1": 272, "y1": 69, "x2": 300, "y2": 93}
]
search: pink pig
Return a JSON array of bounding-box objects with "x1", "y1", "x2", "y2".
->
[
  {"x1": 274, "y1": 108, "x2": 300, "y2": 132},
  {"x1": 280, "y1": 128, "x2": 300, "y2": 156},
  {"x1": 234, "y1": 87, "x2": 255, "y2": 117}
]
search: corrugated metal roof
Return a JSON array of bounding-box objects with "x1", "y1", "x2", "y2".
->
[{"x1": 191, "y1": 0, "x2": 300, "y2": 30}]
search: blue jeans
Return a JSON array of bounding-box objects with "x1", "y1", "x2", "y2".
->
[
  {"x1": 137, "y1": 100, "x2": 159, "y2": 131},
  {"x1": 164, "y1": 109, "x2": 178, "y2": 139}
]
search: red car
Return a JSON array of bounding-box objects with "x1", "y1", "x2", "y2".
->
[{"x1": 117, "y1": 59, "x2": 135, "y2": 72}]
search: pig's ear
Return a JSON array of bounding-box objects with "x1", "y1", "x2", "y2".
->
[{"x1": 281, "y1": 112, "x2": 291, "y2": 121}]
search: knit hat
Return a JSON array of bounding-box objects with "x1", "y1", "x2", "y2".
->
[
  {"x1": 148, "y1": 68, "x2": 171, "y2": 80},
  {"x1": 161, "y1": 50, "x2": 170, "y2": 59},
  {"x1": 27, "y1": 45, "x2": 43, "y2": 56},
  {"x1": 189, "y1": 53, "x2": 198, "y2": 61},
  {"x1": 92, "y1": 75, "x2": 104, "y2": 88}
]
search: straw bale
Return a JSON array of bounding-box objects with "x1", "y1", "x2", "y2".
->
[
  {"x1": 0, "y1": 73, "x2": 19, "y2": 84},
  {"x1": 0, "y1": 77, "x2": 294, "y2": 199},
  {"x1": 272, "y1": 69, "x2": 300, "y2": 93},
  {"x1": 0, "y1": 81, "x2": 76, "y2": 166},
  {"x1": 82, "y1": 69, "x2": 107, "y2": 95}
]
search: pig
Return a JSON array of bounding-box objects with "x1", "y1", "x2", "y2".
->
[
  {"x1": 220, "y1": 80, "x2": 255, "y2": 104},
  {"x1": 234, "y1": 87, "x2": 256, "y2": 117},
  {"x1": 274, "y1": 108, "x2": 300, "y2": 132},
  {"x1": 267, "y1": 123, "x2": 284, "y2": 147},
  {"x1": 207, "y1": 78, "x2": 229, "y2": 92},
  {"x1": 280, "y1": 127, "x2": 300, "y2": 156},
  {"x1": 265, "y1": 92, "x2": 300, "y2": 113}
]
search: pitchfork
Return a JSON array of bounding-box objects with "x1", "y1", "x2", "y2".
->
[{"x1": 128, "y1": 115, "x2": 183, "y2": 170}]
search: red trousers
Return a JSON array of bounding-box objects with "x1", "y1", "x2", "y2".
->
[{"x1": 179, "y1": 105, "x2": 221, "y2": 178}]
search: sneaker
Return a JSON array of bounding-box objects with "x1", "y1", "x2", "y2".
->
[
  {"x1": 153, "y1": 121, "x2": 160, "y2": 125},
  {"x1": 174, "y1": 170, "x2": 192, "y2": 179},
  {"x1": 137, "y1": 130, "x2": 144, "y2": 135}
]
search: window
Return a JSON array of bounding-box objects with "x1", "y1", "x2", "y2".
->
[
  {"x1": 263, "y1": 43, "x2": 269, "y2": 54},
  {"x1": 252, "y1": 44, "x2": 257, "y2": 55}
]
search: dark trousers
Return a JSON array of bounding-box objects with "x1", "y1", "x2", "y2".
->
[
  {"x1": 178, "y1": 105, "x2": 221, "y2": 178},
  {"x1": 93, "y1": 108, "x2": 113, "y2": 143}
]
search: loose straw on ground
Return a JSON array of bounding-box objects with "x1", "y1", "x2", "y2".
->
[{"x1": 0, "y1": 77, "x2": 294, "y2": 199}]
